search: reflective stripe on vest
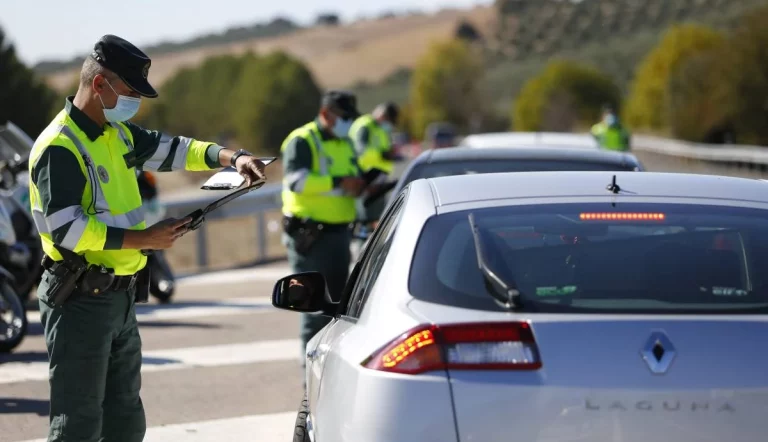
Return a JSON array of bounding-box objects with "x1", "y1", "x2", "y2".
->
[
  {"x1": 30, "y1": 125, "x2": 145, "y2": 238},
  {"x1": 306, "y1": 128, "x2": 345, "y2": 197}
]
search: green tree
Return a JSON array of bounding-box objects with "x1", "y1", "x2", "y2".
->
[
  {"x1": 666, "y1": 50, "x2": 730, "y2": 142},
  {"x1": 512, "y1": 60, "x2": 621, "y2": 132},
  {"x1": 232, "y1": 52, "x2": 321, "y2": 155},
  {"x1": 409, "y1": 39, "x2": 486, "y2": 138},
  {"x1": 624, "y1": 24, "x2": 725, "y2": 132},
  {"x1": 718, "y1": 4, "x2": 768, "y2": 145},
  {"x1": 0, "y1": 27, "x2": 59, "y2": 138}
]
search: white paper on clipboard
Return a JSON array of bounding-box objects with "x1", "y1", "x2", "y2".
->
[{"x1": 200, "y1": 157, "x2": 277, "y2": 190}]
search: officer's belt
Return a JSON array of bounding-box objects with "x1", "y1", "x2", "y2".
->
[
  {"x1": 283, "y1": 215, "x2": 351, "y2": 233},
  {"x1": 42, "y1": 255, "x2": 138, "y2": 292}
]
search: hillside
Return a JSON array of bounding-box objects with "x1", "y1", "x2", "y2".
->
[
  {"x1": 42, "y1": 7, "x2": 495, "y2": 94},
  {"x1": 492, "y1": 0, "x2": 764, "y2": 59}
]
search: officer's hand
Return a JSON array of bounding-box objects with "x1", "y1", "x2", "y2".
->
[
  {"x1": 340, "y1": 177, "x2": 366, "y2": 197},
  {"x1": 143, "y1": 217, "x2": 192, "y2": 249},
  {"x1": 235, "y1": 156, "x2": 267, "y2": 187}
]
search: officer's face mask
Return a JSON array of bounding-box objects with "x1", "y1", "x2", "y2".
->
[
  {"x1": 331, "y1": 115, "x2": 353, "y2": 138},
  {"x1": 380, "y1": 120, "x2": 394, "y2": 134},
  {"x1": 99, "y1": 79, "x2": 142, "y2": 123},
  {"x1": 604, "y1": 113, "x2": 617, "y2": 126}
]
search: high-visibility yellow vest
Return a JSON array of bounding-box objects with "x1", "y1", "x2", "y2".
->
[
  {"x1": 280, "y1": 121, "x2": 358, "y2": 224},
  {"x1": 349, "y1": 114, "x2": 394, "y2": 174},
  {"x1": 592, "y1": 122, "x2": 629, "y2": 152},
  {"x1": 29, "y1": 110, "x2": 147, "y2": 275}
]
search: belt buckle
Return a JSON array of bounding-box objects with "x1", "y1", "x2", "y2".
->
[{"x1": 127, "y1": 273, "x2": 138, "y2": 290}]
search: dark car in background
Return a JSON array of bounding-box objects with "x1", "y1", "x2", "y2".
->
[
  {"x1": 389, "y1": 145, "x2": 644, "y2": 198},
  {"x1": 351, "y1": 145, "x2": 644, "y2": 255}
]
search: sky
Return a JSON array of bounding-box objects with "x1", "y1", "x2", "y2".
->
[{"x1": 2, "y1": 0, "x2": 492, "y2": 66}]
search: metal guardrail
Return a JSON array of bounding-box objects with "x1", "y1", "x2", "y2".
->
[
  {"x1": 161, "y1": 183, "x2": 282, "y2": 269},
  {"x1": 632, "y1": 135, "x2": 768, "y2": 170}
]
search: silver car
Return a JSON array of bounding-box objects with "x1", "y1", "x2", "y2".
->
[{"x1": 274, "y1": 171, "x2": 768, "y2": 442}]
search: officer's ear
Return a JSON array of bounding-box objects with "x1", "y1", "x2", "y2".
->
[
  {"x1": 92, "y1": 74, "x2": 108, "y2": 95},
  {"x1": 319, "y1": 107, "x2": 335, "y2": 126}
]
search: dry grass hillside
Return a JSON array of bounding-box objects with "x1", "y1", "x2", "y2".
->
[{"x1": 44, "y1": 7, "x2": 494, "y2": 93}]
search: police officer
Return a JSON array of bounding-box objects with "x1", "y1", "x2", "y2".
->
[
  {"x1": 591, "y1": 104, "x2": 631, "y2": 151},
  {"x1": 280, "y1": 90, "x2": 365, "y2": 360},
  {"x1": 349, "y1": 102, "x2": 400, "y2": 225},
  {"x1": 29, "y1": 34, "x2": 266, "y2": 442}
]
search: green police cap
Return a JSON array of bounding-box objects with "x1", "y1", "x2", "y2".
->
[
  {"x1": 91, "y1": 34, "x2": 158, "y2": 98},
  {"x1": 321, "y1": 90, "x2": 360, "y2": 120}
]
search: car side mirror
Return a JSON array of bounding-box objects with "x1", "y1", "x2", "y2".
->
[{"x1": 272, "y1": 271, "x2": 338, "y2": 317}]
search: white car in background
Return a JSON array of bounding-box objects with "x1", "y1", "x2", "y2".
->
[
  {"x1": 274, "y1": 171, "x2": 768, "y2": 442},
  {"x1": 460, "y1": 131, "x2": 598, "y2": 149}
]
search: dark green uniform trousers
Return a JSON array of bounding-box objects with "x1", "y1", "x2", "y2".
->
[
  {"x1": 284, "y1": 229, "x2": 351, "y2": 362},
  {"x1": 37, "y1": 270, "x2": 146, "y2": 442}
]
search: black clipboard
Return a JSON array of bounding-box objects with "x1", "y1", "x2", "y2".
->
[
  {"x1": 140, "y1": 157, "x2": 277, "y2": 255},
  {"x1": 200, "y1": 157, "x2": 277, "y2": 190},
  {"x1": 185, "y1": 156, "x2": 277, "y2": 232}
]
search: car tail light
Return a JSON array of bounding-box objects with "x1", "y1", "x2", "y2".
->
[{"x1": 362, "y1": 322, "x2": 541, "y2": 375}]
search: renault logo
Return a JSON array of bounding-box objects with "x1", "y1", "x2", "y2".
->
[{"x1": 641, "y1": 331, "x2": 676, "y2": 375}]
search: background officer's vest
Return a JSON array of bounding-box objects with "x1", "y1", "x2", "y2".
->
[
  {"x1": 349, "y1": 115, "x2": 394, "y2": 174},
  {"x1": 29, "y1": 110, "x2": 147, "y2": 275},
  {"x1": 592, "y1": 122, "x2": 629, "y2": 151},
  {"x1": 281, "y1": 121, "x2": 358, "y2": 224}
]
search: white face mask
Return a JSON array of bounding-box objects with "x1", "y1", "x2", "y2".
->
[
  {"x1": 379, "y1": 121, "x2": 394, "y2": 134},
  {"x1": 332, "y1": 117, "x2": 353, "y2": 138},
  {"x1": 99, "y1": 80, "x2": 141, "y2": 122}
]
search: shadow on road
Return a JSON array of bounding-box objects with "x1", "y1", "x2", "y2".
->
[
  {"x1": 142, "y1": 356, "x2": 182, "y2": 365},
  {"x1": 0, "y1": 397, "x2": 49, "y2": 416},
  {"x1": 138, "y1": 321, "x2": 221, "y2": 329},
  {"x1": 0, "y1": 351, "x2": 48, "y2": 364}
]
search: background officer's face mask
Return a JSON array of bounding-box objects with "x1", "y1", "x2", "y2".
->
[
  {"x1": 332, "y1": 115, "x2": 353, "y2": 138},
  {"x1": 99, "y1": 79, "x2": 142, "y2": 123}
]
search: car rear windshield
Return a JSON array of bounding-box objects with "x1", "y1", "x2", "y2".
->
[
  {"x1": 409, "y1": 203, "x2": 768, "y2": 313},
  {"x1": 403, "y1": 159, "x2": 637, "y2": 188}
]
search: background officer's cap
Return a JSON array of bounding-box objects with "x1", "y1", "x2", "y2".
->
[
  {"x1": 91, "y1": 35, "x2": 158, "y2": 98},
  {"x1": 321, "y1": 90, "x2": 360, "y2": 120}
]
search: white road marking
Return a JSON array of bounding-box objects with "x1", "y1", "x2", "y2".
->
[
  {"x1": 17, "y1": 411, "x2": 297, "y2": 442},
  {"x1": 177, "y1": 266, "x2": 292, "y2": 286},
  {"x1": 26, "y1": 296, "x2": 280, "y2": 324},
  {"x1": 0, "y1": 339, "x2": 301, "y2": 385}
]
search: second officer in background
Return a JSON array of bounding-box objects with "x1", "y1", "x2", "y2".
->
[
  {"x1": 280, "y1": 90, "x2": 365, "y2": 360},
  {"x1": 349, "y1": 102, "x2": 399, "y2": 226}
]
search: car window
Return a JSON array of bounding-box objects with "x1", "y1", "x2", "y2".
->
[
  {"x1": 409, "y1": 202, "x2": 768, "y2": 314},
  {"x1": 345, "y1": 193, "x2": 406, "y2": 318},
  {"x1": 400, "y1": 159, "x2": 638, "y2": 190}
]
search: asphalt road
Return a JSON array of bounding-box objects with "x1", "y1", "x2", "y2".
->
[
  {"x1": 2, "y1": 148, "x2": 767, "y2": 441},
  {"x1": 0, "y1": 262, "x2": 301, "y2": 442}
]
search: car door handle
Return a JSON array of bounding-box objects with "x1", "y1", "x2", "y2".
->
[{"x1": 306, "y1": 349, "x2": 317, "y2": 361}]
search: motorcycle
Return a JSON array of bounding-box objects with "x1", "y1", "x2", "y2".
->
[
  {"x1": 0, "y1": 169, "x2": 28, "y2": 353},
  {"x1": 0, "y1": 122, "x2": 44, "y2": 306},
  {"x1": 137, "y1": 171, "x2": 176, "y2": 303}
]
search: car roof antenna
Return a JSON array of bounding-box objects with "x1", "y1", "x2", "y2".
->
[{"x1": 606, "y1": 175, "x2": 621, "y2": 194}]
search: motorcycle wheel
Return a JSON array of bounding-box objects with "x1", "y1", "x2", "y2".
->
[
  {"x1": 148, "y1": 254, "x2": 175, "y2": 304},
  {"x1": 0, "y1": 281, "x2": 27, "y2": 353}
]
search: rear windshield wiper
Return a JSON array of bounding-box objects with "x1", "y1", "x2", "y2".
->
[{"x1": 468, "y1": 213, "x2": 524, "y2": 310}]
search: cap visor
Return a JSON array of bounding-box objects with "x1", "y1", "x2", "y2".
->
[{"x1": 119, "y1": 73, "x2": 158, "y2": 98}]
